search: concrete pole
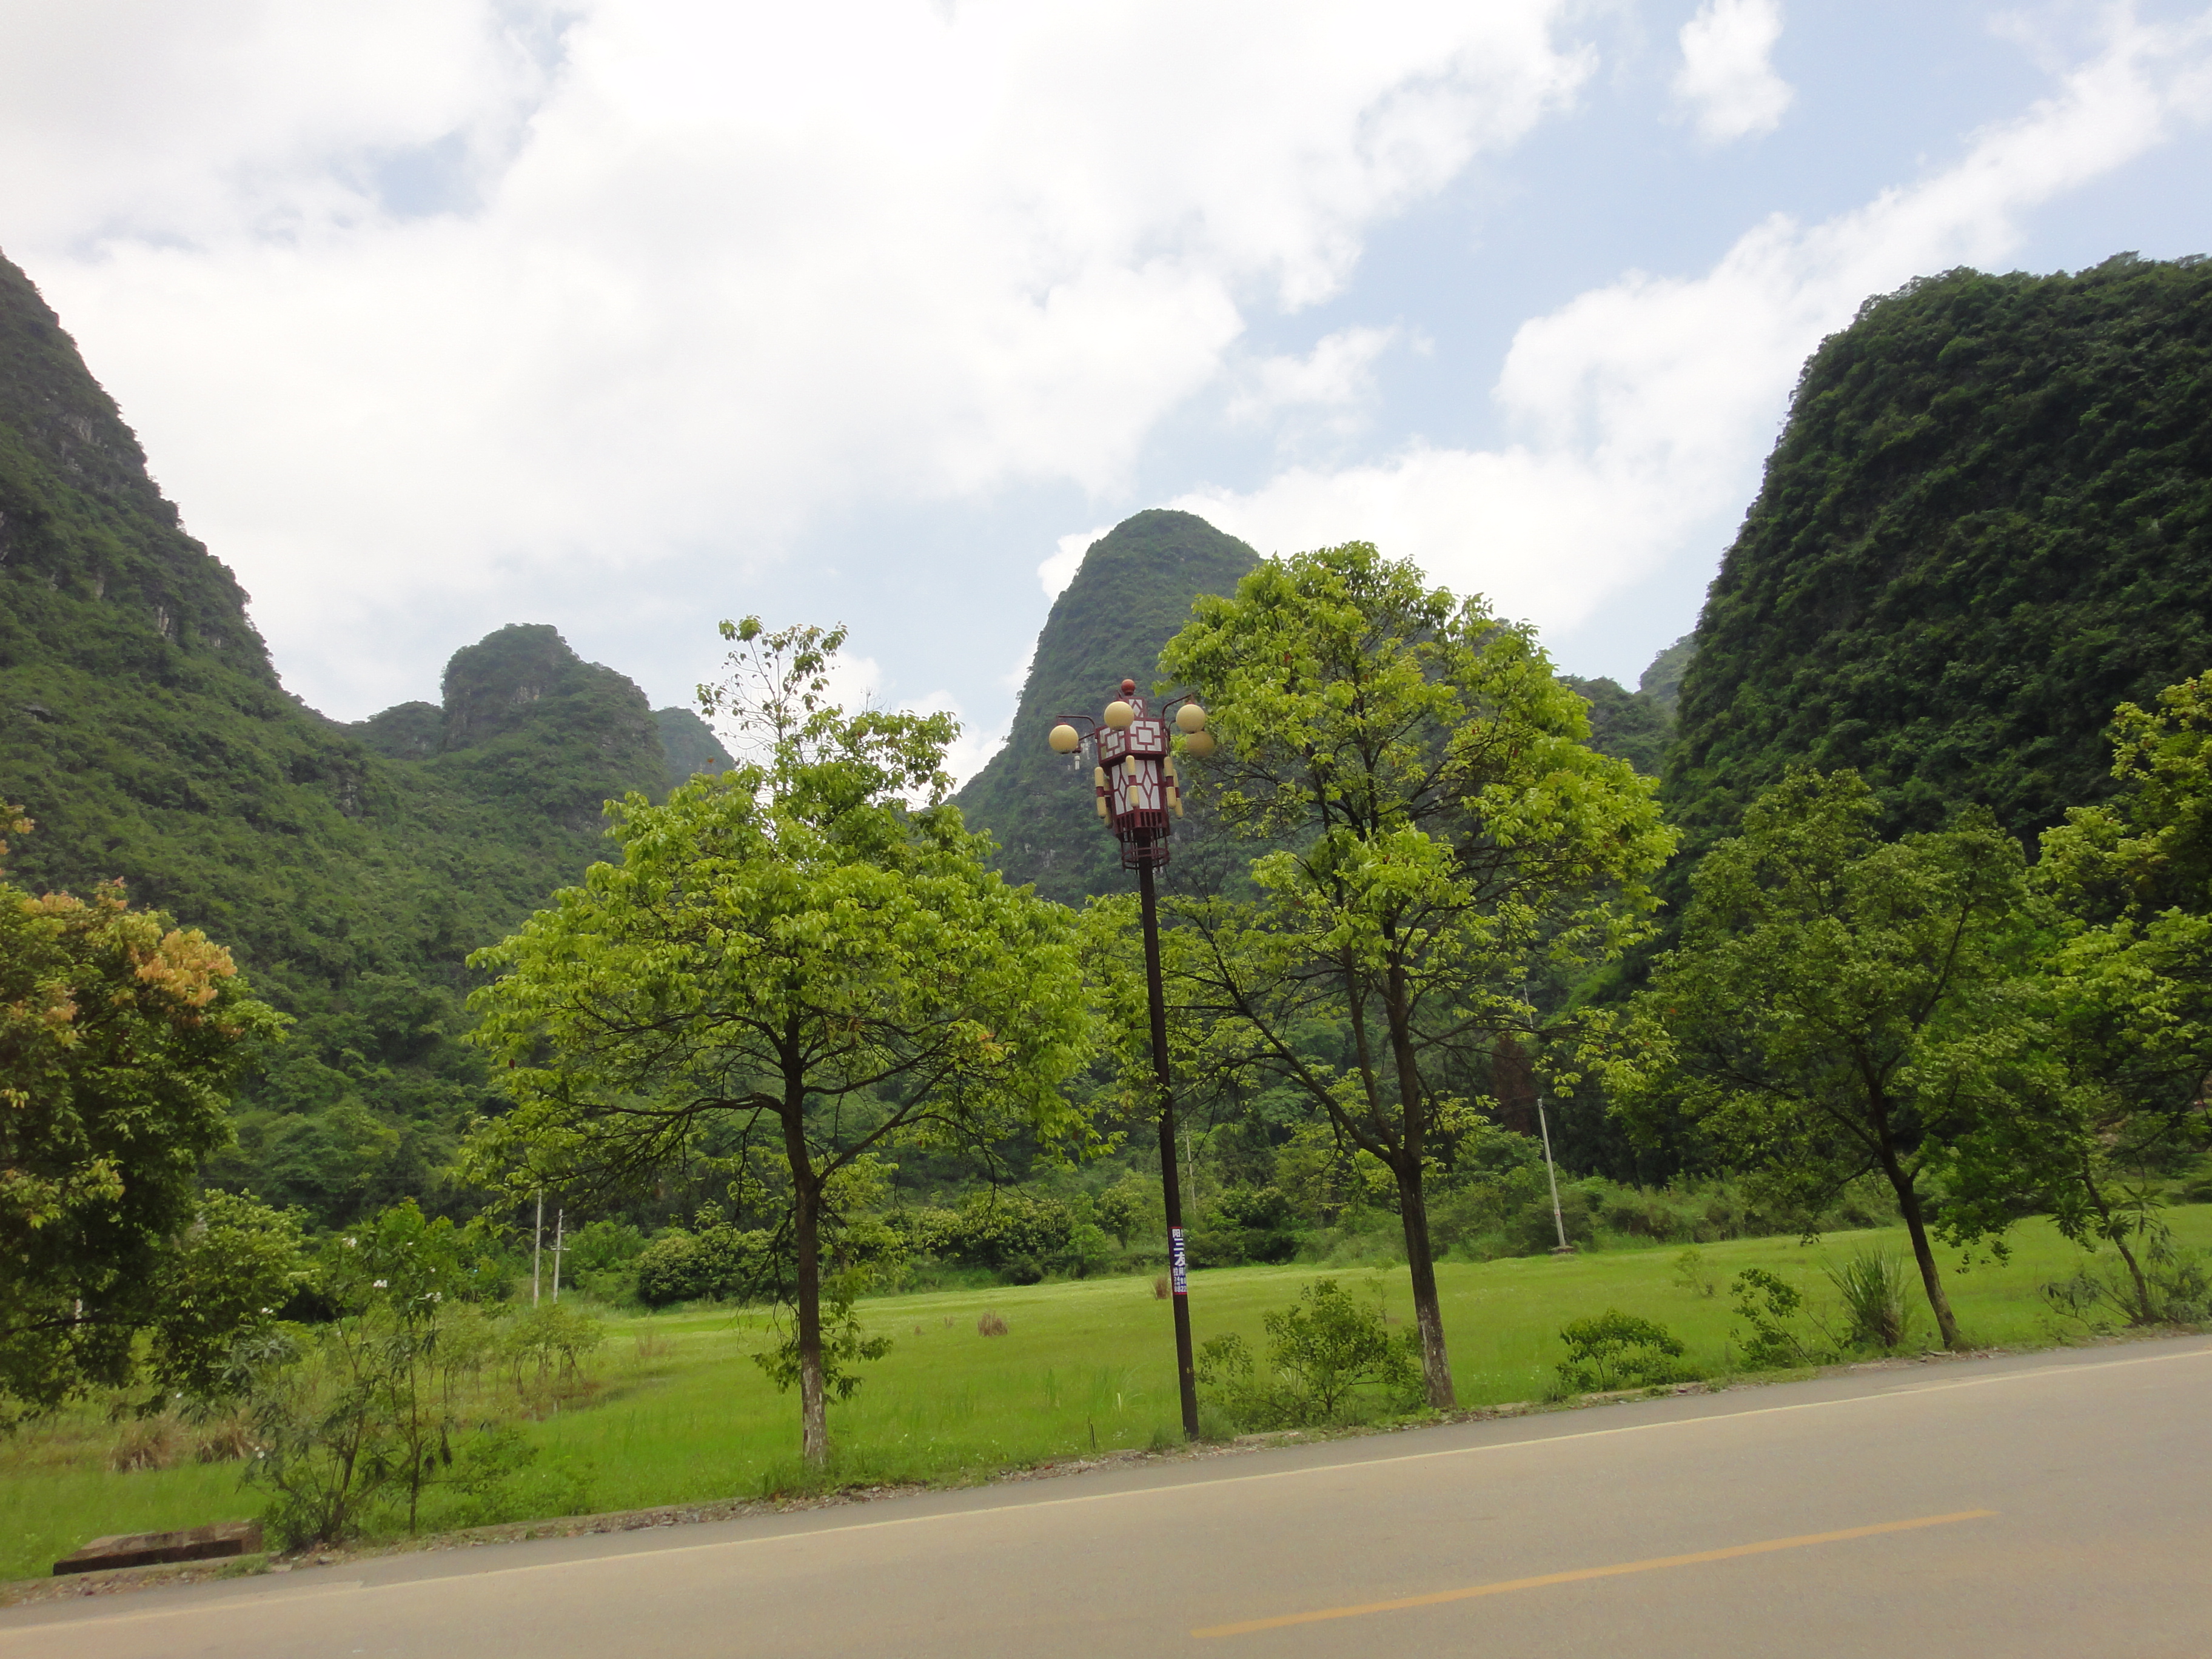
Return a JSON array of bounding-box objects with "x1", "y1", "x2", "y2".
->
[{"x1": 1537, "y1": 1096, "x2": 1574, "y2": 1254}]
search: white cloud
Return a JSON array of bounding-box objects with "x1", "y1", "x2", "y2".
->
[
  {"x1": 1227, "y1": 324, "x2": 1402, "y2": 429},
  {"x1": 1038, "y1": 525, "x2": 1111, "y2": 600},
  {"x1": 3, "y1": 0, "x2": 1592, "y2": 719},
  {"x1": 1672, "y1": 0, "x2": 1794, "y2": 144},
  {"x1": 1179, "y1": 10, "x2": 2212, "y2": 648}
]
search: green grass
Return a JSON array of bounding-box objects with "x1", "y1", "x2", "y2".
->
[{"x1": 7, "y1": 1209, "x2": 2208, "y2": 1586}]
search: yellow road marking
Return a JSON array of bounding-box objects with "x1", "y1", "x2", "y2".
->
[{"x1": 1191, "y1": 1509, "x2": 1999, "y2": 1638}]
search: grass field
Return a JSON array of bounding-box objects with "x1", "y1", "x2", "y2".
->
[{"x1": 7, "y1": 1208, "x2": 2207, "y2": 1586}]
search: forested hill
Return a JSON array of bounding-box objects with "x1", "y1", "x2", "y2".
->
[
  {"x1": 0, "y1": 249, "x2": 704, "y2": 1223},
  {"x1": 952, "y1": 509, "x2": 1260, "y2": 905},
  {"x1": 1665, "y1": 253, "x2": 2212, "y2": 861}
]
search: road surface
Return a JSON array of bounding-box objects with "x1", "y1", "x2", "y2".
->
[{"x1": 5, "y1": 1336, "x2": 2208, "y2": 1657}]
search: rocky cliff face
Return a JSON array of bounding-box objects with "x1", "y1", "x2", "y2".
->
[{"x1": 0, "y1": 250, "x2": 274, "y2": 680}]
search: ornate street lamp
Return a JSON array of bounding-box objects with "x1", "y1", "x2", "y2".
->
[{"x1": 1050, "y1": 678, "x2": 1210, "y2": 1439}]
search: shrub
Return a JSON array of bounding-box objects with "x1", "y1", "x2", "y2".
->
[
  {"x1": 1195, "y1": 1279, "x2": 1418, "y2": 1429},
  {"x1": 1555, "y1": 1310, "x2": 1688, "y2": 1393},
  {"x1": 558, "y1": 1219, "x2": 646, "y2": 1298},
  {"x1": 1507, "y1": 1184, "x2": 1595, "y2": 1255},
  {"x1": 1215, "y1": 1185, "x2": 1297, "y2": 1231},
  {"x1": 631, "y1": 1224, "x2": 777, "y2": 1306},
  {"x1": 1672, "y1": 1248, "x2": 1717, "y2": 1298},
  {"x1": 504, "y1": 1303, "x2": 606, "y2": 1392},
  {"x1": 1185, "y1": 1222, "x2": 1298, "y2": 1268},
  {"x1": 232, "y1": 1201, "x2": 547, "y2": 1548},
  {"x1": 110, "y1": 1415, "x2": 182, "y2": 1472},
  {"x1": 977, "y1": 1312, "x2": 1009, "y2": 1336},
  {"x1": 1060, "y1": 1222, "x2": 1119, "y2": 1278},
  {"x1": 1827, "y1": 1250, "x2": 1911, "y2": 1351},
  {"x1": 1600, "y1": 1188, "x2": 1697, "y2": 1242},
  {"x1": 1731, "y1": 1268, "x2": 1824, "y2": 1370},
  {"x1": 1091, "y1": 1176, "x2": 1153, "y2": 1245},
  {"x1": 2042, "y1": 1220, "x2": 2212, "y2": 1330},
  {"x1": 632, "y1": 1231, "x2": 711, "y2": 1305},
  {"x1": 908, "y1": 1191, "x2": 1076, "y2": 1271}
]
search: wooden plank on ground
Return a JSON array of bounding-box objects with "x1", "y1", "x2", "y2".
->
[{"x1": 53, "y1": 1521, "x2": 263, "y2": 1576}]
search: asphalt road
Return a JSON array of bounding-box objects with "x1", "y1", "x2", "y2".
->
[{"x1": 7, "y1": 1337, "x2": 2209, "y2": 1658}]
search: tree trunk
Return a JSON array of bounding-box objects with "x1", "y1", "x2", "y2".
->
[
  {"x1": 1382, "y1": 959, "x2": 1453, "y2": 1408},
  {"x1": 1887, "y1": 1167, "x2": 1961, "y2": 1350},
  {"x1": 2083, "y1": 1168, "x2": 2157, "y2": 1324},
  {"x1": 1395, "y1": 1165, "x2": 1456, "y2": 1408},
  {"x1": 793, "y1": 1172, "x2": 828, "y2": 1462},
  {"x1": 782, "y1": 1084, "x2": 829, "y2": 1464}
]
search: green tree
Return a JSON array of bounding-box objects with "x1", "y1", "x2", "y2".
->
[
  {"x1": 465, "y1": 622, "x2": 1091, "y2": 1461},
  {"x1": 1613, "y1": 771, "x2": 2028, "y2": 1350},
  {"x1": 1949, "y1": 674, "x2": 2212, "y2": 1321},
  {"x1": 0, "y1": 807, "x2": 292, "y2": 1416},
  {"x1": 1151, "y1": 545, "x2": 1675, "y2": 1407}
]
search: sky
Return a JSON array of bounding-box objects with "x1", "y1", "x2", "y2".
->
[{"x1": 3, "y1": 1, "x2": 2210, "y2": 782}]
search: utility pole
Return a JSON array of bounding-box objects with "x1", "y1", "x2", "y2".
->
[
  {"x1": 532, "y1": 1190, "x2": 545, "y2": 1306},
  {"x1": 1137, "y1": 857, "x2": 1198, "y2": 1440},
  {"x1": 1050, "y1": 679, "x2": 1212, "y2": 1441},
  {"x1": 552, "y1": 1207, "x2": 565, "y2": 1302},
  {"x1": 1537, "y1": 1096, "x2": 1575, "y2": 1255}
]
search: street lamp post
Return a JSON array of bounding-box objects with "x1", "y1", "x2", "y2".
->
[{"x1": 1051, "y1": 679, "x2": 1213, "y2": 1441}]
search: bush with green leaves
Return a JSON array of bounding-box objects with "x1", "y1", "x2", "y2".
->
[
  {"x1": 1195, "y1": 1279, "x2": 1419, "y2": 1429},
  {"x1": 1188, "y1": 1185, "x2": 1301, "y2": 1267},
  {"x1": 904, "y1": 1190, "x2": 1079, "y2": 1274},
  {"x1": 1554, "y1": 1310, "x2": 1689, "y2": 1394},
  {"x1": 1730, "y1": 1267, "x2": 1825, "y2": 1370},
  {"x1": 2042, "y1": 1218, "x2": 2212, "y2": 1332},
  {"x1": 1672, "y1": 1248, "x2": 1718, "y2": 1298},
  {"x1": 632, "y1": 1218, "x2": 779, "y2": 1307},
  {"x1": 503, "y1": 1302, "x2": 606, "y2": 1392},
  {"x1": 1090, "y1": 1176, "x2": 1153, "y2": 1247},
  {"x1": 557, "y1": 1219, "x2": 646, "y2": 1297},
  {"x1": 232, "y1": 1201, "x2": 545, "y2": 1549}
]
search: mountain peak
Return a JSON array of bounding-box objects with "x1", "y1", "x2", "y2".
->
[
  {"x1": 0, "y1": 250, "x2": 273, "y2": 680},
  {"x1": 952, "y1": 509, "x2": 1259, "y2": 904}
]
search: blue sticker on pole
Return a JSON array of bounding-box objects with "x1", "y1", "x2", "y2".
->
[{"x1": 1170, "y1": 1227, "x2": 1188, "y2": 1296}]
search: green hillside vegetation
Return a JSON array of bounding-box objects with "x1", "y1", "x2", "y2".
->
[
  {"x1": 1666, "y1": 253, "x2": 2212, "y2": 860},
  {"x1": 1561, "y1": 672, "x2": 1674, "y2": 777},
  {"x1": 652, "y1": 706, "x2": 734, "y2": 788},
  {"x1": 1638, "y1": 632, "x2": 1694, "y2": 716},
  {"x1": 0, "y1": 251, "x2": 672, "y2": 1226},
  {"x1": 950, "y1": 510, "x2": 1259, "y2": 906}
]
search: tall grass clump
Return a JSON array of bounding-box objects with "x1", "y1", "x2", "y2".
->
[{"x1": 1826, "y1": 1250, "x2": 1912, "y2": 1351}]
